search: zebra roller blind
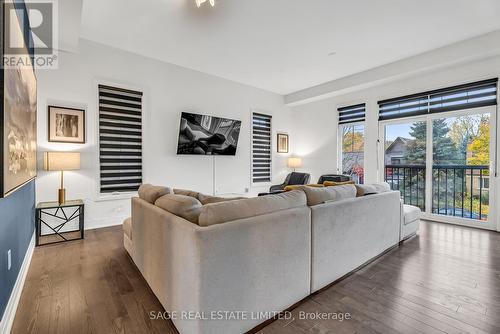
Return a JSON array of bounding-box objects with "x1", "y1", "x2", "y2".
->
[
  {"x1": 378, "y1": 78, "x2": 498, "y2": 121},
  {"x1": 252, "y1": 112, "x2": 272, "y2": 183},
  {"x1": 99, "y1": 84, "x2": 143, "y2": 193},
  {"x1": 338, "y1": 103, "x2": 366, "y2": 124}
]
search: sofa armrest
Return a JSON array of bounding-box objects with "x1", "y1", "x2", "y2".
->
[{"x1": 310, "y1": 191, "x2": 401, "y2": 292}]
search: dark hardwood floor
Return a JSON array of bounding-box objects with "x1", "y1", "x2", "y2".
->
[{"x1": 11, "y1": 221, "x2": 500, "y2": 334}]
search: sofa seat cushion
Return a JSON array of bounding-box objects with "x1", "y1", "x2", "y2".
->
[
  {"x1": 155, "y1": 194, "x2": 203, "y2": 224},
  {"x1": 197, "y1": 193, "x2": 246, "y2": 205},
  {"x1": 198, "y1": 190, "x2": 306, "y2": 227},
  {"x1": 403, "y1": 204, "x2": 421, "y2": 225},
  {"x1": 302, "y1": 184, "x2": 356, "y2": 206},
  {"x1": 123, "y1": 217, "x2": 132, "y2": 239},
  {"x1": 138, "y1": 184, "x2": 172, "y2": 204}
]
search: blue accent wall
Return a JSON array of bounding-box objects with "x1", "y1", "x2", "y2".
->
[{"x1": 0, "y1": 181, "x2": 35, "y2": 320}]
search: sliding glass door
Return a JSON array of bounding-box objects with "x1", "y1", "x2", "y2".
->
[{"x1": 380, "y1": 106, "x2": 496, "y2": 229}]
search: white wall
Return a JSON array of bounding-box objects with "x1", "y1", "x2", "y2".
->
[
  {"x1": 36, "y1": 39, "x2": 293, "y2": 229},
  {"x1": 291, "y1": 55, "x2": 500, "y2": 231},
  {"x1": 289, "y1": 99, "x2": 338, "y2": 184}
]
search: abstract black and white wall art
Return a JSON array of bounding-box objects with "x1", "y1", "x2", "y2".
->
[{"x1": 177, "y1": 112, "x2": 241, "y2": 155}]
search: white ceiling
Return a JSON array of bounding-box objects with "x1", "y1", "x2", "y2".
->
[{"x1": 79, "y1": 0, "x2": 500, "y2": 95}]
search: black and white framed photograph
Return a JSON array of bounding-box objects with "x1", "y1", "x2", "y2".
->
[
  {"x1": 277, "y1": 133, "x2": 289, "y2": 153},
  {"x1": 48, "y1": 106, "x2": 85, "y2": 143}
]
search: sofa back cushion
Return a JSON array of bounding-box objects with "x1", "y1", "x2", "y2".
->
[
  {"x1": 197, "y1": 193, "x2": 246, "y2": 205},
  {"x1": 354, "y1": 184, "x2": 378, "y2": 197},
  {"x1": 173, "y1": 188, "x2": 200, "y2": 199},
  {"x1": 198, "y1": 190, "x2": 307, "y2": 227},
  {"x1": 155, "y1": 194, "x2": 202, "y2": 224},
  {"x1": 302, "y1": 184, "x2": 356, "y2": 206},
  {"x1": 355, "y1": 182, "x2": 391, "y2": 197},
  {"x1": 138, "y1": 184, "x2": 172, "y2": 204},
  {"x1": 372, "y1": 182, "x2": 391, "y2": 192}
]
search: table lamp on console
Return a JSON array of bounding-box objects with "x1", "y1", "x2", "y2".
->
[
  {"x1": 43, "y1": 152, "x2": 81, "y2": 205},
  {"x1": 287, "y1": 157, "x2": 302, "y2": 172}
]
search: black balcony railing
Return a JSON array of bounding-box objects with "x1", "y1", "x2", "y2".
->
[
  {"x1": 385, "y1": 164, "x2": 426, "y2": 210},
  {"x1": 385, "y1": 164, "x2": 489, "y2": 220},
  {"x1": 433, "y1": 165, "x2": 489, "y2": 220}
]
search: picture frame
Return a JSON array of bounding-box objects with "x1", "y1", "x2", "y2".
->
[
  {"x1": 277, "y1": 133, "x2": 289, "y2": 153},
  {"x1": 48, "y1": 105, "x2": 86, "y2": 143}
]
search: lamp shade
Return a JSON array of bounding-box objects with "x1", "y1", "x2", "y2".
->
[
  {"x1": 287, "y1": 157, "x2": 302, "y2": 169},
  {"x1": 44, "y1": 152, "x2": 80, "y2": 171}
]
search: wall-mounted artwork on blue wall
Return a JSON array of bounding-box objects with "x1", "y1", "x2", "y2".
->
[{"x1": 0, "y1": 2, "x2": 38, "y2": 197}]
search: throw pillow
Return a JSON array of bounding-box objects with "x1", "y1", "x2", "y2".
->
[
  {"x1": 323, "y1": 180, "x2": 355, "y2": 187},
  {"x1": 284, "y1": 184, "x2": 324, "y2": 192}
]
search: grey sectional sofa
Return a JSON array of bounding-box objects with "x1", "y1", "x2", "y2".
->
[{"x1": 124, "y1": 184, "x2": 402, "y2": 334}]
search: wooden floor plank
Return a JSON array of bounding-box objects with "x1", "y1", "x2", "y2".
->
[{"x1": 11, "y1": 221, "x2": 500, "y2": 334}]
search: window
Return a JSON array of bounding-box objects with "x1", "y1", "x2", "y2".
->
[
  {"x1": 98, "y1": 84, "x2": 143, "y2": 193},
  {"x1": 251, "y1": 112, "x2": 272, "y2": 183},
  {"x1": 338, "y1": 104, "x2": 366, "y2": 184},
  {"x1": 391, "y1": 157, "x2": 402, "y2": 165},
  {"x1": 379, "y1": 79, "x2": 497, "y2": 223},
  {"x1": 482, "y1": 177, "x2": 490, "y2": 189}
]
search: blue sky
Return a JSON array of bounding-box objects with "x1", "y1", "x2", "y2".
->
[
  {"x1": 385, "y1": 122, "x2": 415, "y2": 142},
  {"x1": 385, "y1": 117, "x2": 471, "y2": 142}
]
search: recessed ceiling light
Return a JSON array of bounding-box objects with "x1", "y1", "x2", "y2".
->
[
  {"x1": 328, "y1": 51, "x2": 337, "y2": 56},
  {"x1": 196, "y1": 0, "x2": 215, "y2": 7}
]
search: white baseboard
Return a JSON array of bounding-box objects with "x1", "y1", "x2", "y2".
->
[{"x1": 0, "y1": 232, "x2": 35, "y2": 334}]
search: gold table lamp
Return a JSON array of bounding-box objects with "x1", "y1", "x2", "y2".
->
[{"x1": 43, "y1": 152, "x2": 81, "y2": 204}]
